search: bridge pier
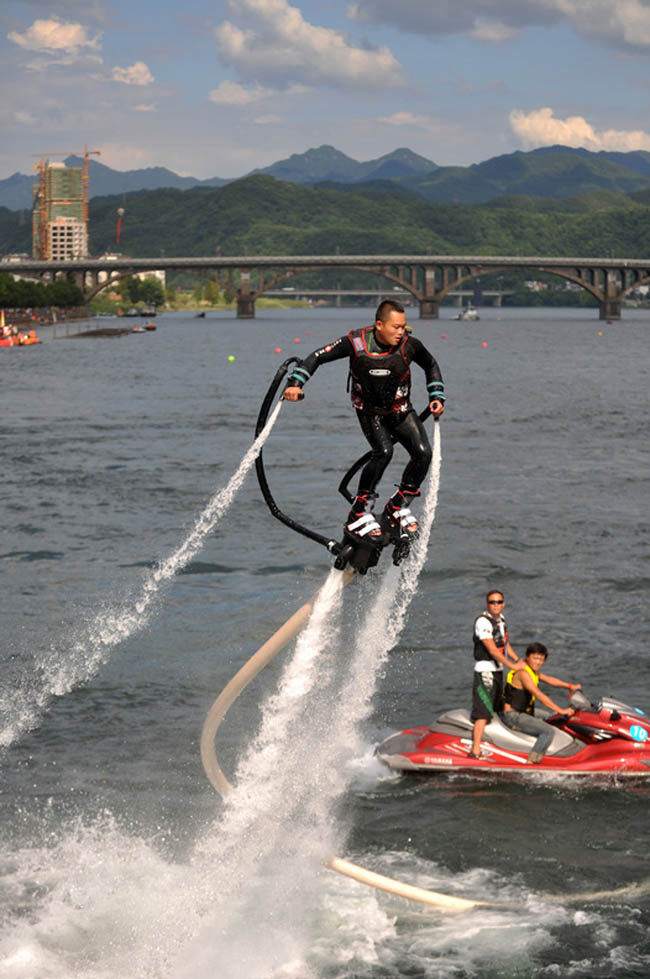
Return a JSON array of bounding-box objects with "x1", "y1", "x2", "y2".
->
[
  {"x1": 419, "y1": 297, "x2": 439, "y2": 319},
  {"x1": 600, "y1": 270, "x2": 621, "y2": 320},
  {"x1": 599, "y1": 299, "x2": 621, "y2": 320},
  {"x1": 236, "y1": 269, "x2": 255, "y2": 318},
  {"x1": 236, "y1": 296, "x2": 255, "y2": 318}
]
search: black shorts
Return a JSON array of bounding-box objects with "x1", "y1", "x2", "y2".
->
[{"x1": 471, "y1": 670, "x2": 504, "y2": 721}]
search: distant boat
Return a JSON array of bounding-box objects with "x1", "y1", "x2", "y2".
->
[
  {"x1": 453, "y1": 305, "x2": 480, "y2": 321},
  {"x1": 125, "y1": 307, "x2": 139, "y2": 317},
  {"x1": 144, "y1": 322, "x2": 156, "y2": 331},
  {"x1": 131, "y1": 324, "x2": 146, "y2": 333},
  {"x1": 195, "y1": 311, "x2": 206, "y2": 318},
  {"x1": 139, "y1": 306, "x2": 157, "y2": 317}
]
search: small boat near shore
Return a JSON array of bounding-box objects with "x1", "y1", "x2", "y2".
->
[
  {"x1": 1, "y1": 314, "x2": 41, "y2": 347},
  {"x1": 452, "y1": 305, "x2": 480, "y2": 321}
]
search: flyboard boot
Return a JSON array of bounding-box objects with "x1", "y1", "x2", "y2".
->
[
  {"x1": 381, "y1": 488, "x2": 420, "y2": 565},
  {"x1": 334, "y1": 494, "x2": 384, "y2": 574}
]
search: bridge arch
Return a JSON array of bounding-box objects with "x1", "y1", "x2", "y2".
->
[
  {"x1": 434, "y1": 264, "x2": 603, "y2": 305},
  {"x1": 252, "y1": 264, "x2": 419, "y2": 301}
]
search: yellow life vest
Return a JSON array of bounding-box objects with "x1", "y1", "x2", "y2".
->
[{"x1": 505, "y1": 664, "x2": 539, "y2": 713}]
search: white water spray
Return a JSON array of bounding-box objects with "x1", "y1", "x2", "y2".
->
[
  {"x1": 182, "y1": 423, "x2": 442, "y2": 978},
  {"x1": 0, "y1": 402, "x2": 284, "y2": 748},
  {"x1": 340, "y1": 420, "x2": 442, "y2": 734},
  {"x1": 179, "y1": 568, "x2": 346, "y2": 978}
]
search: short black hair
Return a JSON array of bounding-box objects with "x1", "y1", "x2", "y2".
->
[
  {"x1": 375, "y1": 299, "x2": 405, "y2": 323},
  {"x1": 525, "y1": 641, "x2": 548, "y2": 659},
  {"x1": 486, "y1": 589, "x2": 504, "y2": 604}
]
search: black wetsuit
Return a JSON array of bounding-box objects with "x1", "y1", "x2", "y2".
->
[{"x1": 287, "y1": 327, "x2": 445, "y2": 498}]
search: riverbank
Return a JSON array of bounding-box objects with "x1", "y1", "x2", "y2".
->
[{"x1": 6, "y1": 306, "x2": 92, "y2": 326}]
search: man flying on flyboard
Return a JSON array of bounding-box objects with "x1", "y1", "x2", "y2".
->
[{"x1": 283, "y1": 299, "x2": 445, "y2": 546}]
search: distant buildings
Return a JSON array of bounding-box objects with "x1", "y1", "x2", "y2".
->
[
  {"x1": 32, "y1": 161, "x2": 88, "y2": 260},
  {"x1": 95, "y1": 253, "x2": 166, "y2": 289}
]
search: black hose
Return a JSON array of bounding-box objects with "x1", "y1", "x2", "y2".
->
[{"x1": 255, "y1": 359, "x2": 341, "y2": 553}]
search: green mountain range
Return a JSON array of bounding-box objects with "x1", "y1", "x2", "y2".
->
[
  {"x1": 2, "y1": 149, "x2": 650, "y2": 263},
  {"x1": 2, "y1": 171, "x2": 648, "y2": 261},
  {"x1": 4, "y1": 143, "x2": 650, "y2": 212},
  {"x1": 0, "y1": 146, "x2": 433, "y2": 211},
  {"x1": 252, "y1": 145, "x2": 437, "y2": 183},
  {"x1": 387, "y1": 147, "x2": 650, "y2": 203}
]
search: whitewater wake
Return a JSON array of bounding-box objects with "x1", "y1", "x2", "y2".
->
[
  {"x1": 0, "y1": 402, "x2": 283, "y2": 748},
  {"x1": 175, "y1": 422, "x2": 442, "y2": 978}
]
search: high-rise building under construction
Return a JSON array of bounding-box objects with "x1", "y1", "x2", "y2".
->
[{"x1": 32, "y1": 160, "x2": 89, "y2": 260}]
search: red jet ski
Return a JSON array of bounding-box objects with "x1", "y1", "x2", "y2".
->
[{"x1": 376, "y1": 692, "x2": 650, "y2": 776}]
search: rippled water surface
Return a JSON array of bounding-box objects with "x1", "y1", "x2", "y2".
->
[{"x1": 1, "y1": 307, "x2": 649, "y2": 978}]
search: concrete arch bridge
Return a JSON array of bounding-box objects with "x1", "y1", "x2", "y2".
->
[{"x1": 2, "y1": 254, "x2": 649, "y2": 319}]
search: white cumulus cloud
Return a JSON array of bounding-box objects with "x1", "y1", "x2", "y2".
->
[
  {"x1": 8, "y1": 17, "x2": 101, "y2": 56},
  {"x1": 208, "y1": 80, "x2": 273, "y2": 105},
  {"x1": 111, "y1": 62, "x2": 154, "y2": 86},
  {"x1": 346, "y1": 0, "x2": 650, "y2": 50},
  {"x1": 510, "y1": 107, "x2": 650, "y2": 152},
  {"x1": 378, "y1": 111, "x2": 433, "y2": 128},
  {"x1": 215, "y1": 0, "x2": 403, "y2": 89}
]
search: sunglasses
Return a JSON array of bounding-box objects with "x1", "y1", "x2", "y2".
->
[{"x1": 487, "y1": 599, "x2": 504, "y2": 605}]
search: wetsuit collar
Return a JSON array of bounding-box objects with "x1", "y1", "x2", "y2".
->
[{"x1": 370, "y1": 328, "x2": 397, "y2": 352}]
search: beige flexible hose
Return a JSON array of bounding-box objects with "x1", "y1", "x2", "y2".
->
[
  {"x1": 200, "y1": 567, "x2": 488, "y2": 912},
  {"x1": 200, "y1": 573, "x2": 354, "y2": 797}
]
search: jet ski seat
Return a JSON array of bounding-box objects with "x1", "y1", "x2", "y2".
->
[{"x1": 431, "y1": 708, "x2": 577, "y2": 755}]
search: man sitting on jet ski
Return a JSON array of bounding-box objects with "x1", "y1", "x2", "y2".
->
[
  {"x1": 501, "y1": 642, "x2": 581, "y2": 764},
  {"x1": 282, "y1": 300, "x2": 445, "y2": 542}
]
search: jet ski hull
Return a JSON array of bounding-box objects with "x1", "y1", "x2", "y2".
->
[{"x1": 376, "y1": 699, "x2": 650, "y2": 777}]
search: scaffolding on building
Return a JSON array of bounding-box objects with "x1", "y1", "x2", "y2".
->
[{"x1": 32, "y1": 146, "x2": 100, "y2": 259}]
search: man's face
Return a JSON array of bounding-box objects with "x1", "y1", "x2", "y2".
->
[
  {"x1": 375, "y1": 310, "x2": 407, "y2": 347},
  {"x1": 526, "y1": 652, "x2": 547, "y2": 674},
  {"x1": 487, "y1": 593, "x2": 505, "y2": 614}
]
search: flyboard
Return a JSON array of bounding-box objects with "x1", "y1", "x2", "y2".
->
[
  {"x1": 255, "y1": 356, "x2": 432, "y2": 574},
  {"x1": 201, "y1": 361, "x2": 648, "y2": 913}
]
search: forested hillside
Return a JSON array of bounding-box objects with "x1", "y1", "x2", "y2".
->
[{"x1": 1, "y1": 173, "x2": 649, "y2": 260}]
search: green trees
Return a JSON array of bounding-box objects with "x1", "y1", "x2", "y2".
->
[
  {"x1": 84, "y1": 175, "x2": 650, "y2": 261},
  {"x1": 0, "y1": 272, "x2": 83, "y2": 308},
  {"x1": 203, "y1": 278, "x2": 220, "y2": 304},
  {"x1": 120, "y1": 274, "x2": 165, "y2": 306},
  {"x1": 138, "y1": 276, "x2": 165, "y2": 306}
]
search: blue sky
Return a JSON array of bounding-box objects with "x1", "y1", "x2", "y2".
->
[{"x1": 2, "y1": 0, "x2": 650, "y2": 180}]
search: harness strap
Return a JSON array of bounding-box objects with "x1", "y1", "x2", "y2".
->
[
  {"x1": 392, "y1": 506, "x2": 418, "y2": 530},
  {"x1": 347, "y1": 513, "x2": 382, "y2": 536}
]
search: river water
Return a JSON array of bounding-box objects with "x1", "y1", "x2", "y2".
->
[{"x1": 1, "y1": 307, "x2": 649, "y2": 978}]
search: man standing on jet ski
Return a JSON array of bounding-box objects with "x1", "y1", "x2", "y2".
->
[
  {"x1": 282, "y1": 300, "x2": 445, "y2": 541},
  {"x1": 470, "y1": 591, "x2": 522, "y2": 759}
]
